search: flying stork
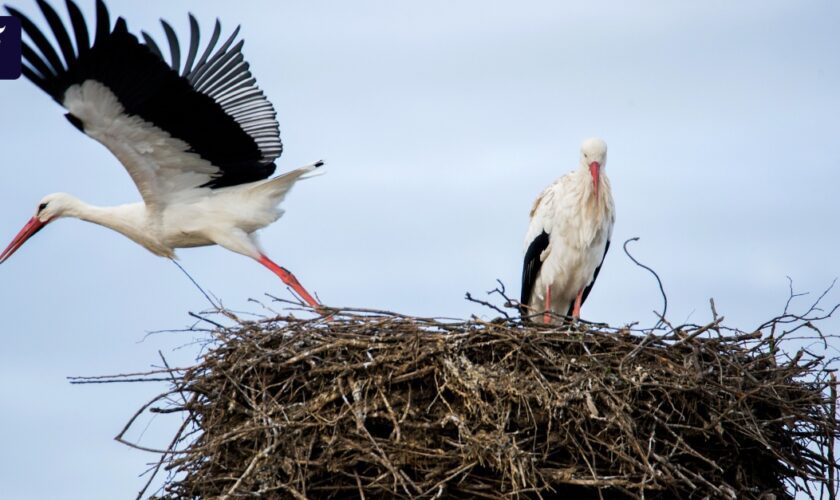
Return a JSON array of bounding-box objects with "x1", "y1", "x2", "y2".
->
[
  {"x1": 1, "y1": 0, "x2": 322, "y2": 307},
  {"x1": 521, "y1": 138, "x2": 615, "y2": 324}
]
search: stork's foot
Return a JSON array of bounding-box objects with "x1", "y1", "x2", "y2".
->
[{"x1": 258, "y1": 254, "x2": 320, "y2": 309}]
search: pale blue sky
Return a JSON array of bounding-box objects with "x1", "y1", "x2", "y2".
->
[{"x1": 1, "y1": 1, "x2": 838, "y2": 498}]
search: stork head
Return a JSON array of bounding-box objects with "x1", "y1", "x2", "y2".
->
[
  {"x1": 580, "y1": 137, "x2": 608, "y2": 198},
  {"x1": 0, "y1": 193, "x2": 73, "y2": 264}
]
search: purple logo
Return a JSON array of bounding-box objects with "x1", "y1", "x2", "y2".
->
[{"x1": 0, "y1": 16, "x2": 22, "y2": 80}]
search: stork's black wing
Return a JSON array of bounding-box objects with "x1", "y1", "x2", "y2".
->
[
  {"x1": 568, "y1": 240, "x2": 610, "y2": 316},
  {"x1": 7, "y1": 0, "x2": 282, "y2": 195},
  {"x1": 520, "y1": 230, "x2": 549, "y2": 318}
]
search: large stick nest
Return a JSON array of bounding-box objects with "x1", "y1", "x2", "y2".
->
[{"x1": 109, "y1": 297, "x2": 839, "y2": 500}]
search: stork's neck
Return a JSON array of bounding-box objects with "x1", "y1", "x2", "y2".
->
[
  {"x1": 60, "y1": 197, "x2": 172, "y2": 257},
  {"x1": 64, "y1": 198, "x2": 141, "y2": 232},
  {"x1": 576, "y1": 166, "x2": 613, "y2": 221}
]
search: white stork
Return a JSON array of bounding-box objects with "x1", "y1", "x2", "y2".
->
[
  {"x1": 1, "y1": 0, "x2": 322, "y2": 307},
  {"x1": 521, "y1": 138, "x2": 615, "y2": 324}
]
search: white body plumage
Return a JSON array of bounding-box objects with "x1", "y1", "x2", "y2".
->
[{"x1": 33, "y1": 165, "x2": 317, "y2": 261}]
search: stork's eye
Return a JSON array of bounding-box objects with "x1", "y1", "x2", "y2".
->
[{"x1": 38, "y1": 203, "x2": 48, "y2": 213}]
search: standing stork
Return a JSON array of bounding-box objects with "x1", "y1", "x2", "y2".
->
[
  {"x1": 1, "y1": 0, "x2": 322, "y2": 307},
  {"x1": 521, "y1": 138, "x2": 615, "y2": 323}
]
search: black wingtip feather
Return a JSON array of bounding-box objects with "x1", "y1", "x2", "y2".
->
[
  {"x1": 94, "y1": 0, "x2": 110, "y2": 43},
  {"x1": 160, "y1": 19, "x2": 180, "y2": 73},
  {"x1": 36, "y1": 0, "x2": 75, "y2": 69},
  {"x1": 182, "y1": 14, "x2": 200, "y2": 76},
  {"x1": 65, "y1": 0, "x2": 90, "y2": 54},
  {"x1": 141, "y1": 31, "x2": 163, "y2": 60},
  {"x1": 113, "y1": 17, "x2": 127, "y2": 33},
  {"x1": 187, "y1": 18, "x2": 221, "y2": 81}
]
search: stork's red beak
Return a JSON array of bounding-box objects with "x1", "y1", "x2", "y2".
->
[
  {"x1": 0, "y1": 217, "x2": 48, "y2": 264},
  {"x1": 589, "y1": 161, "x2": 601, "y2": 198}
]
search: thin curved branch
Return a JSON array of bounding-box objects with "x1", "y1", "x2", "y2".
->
[{"x1": 623, "y1": 237, "x2": 668, "y2": 330}]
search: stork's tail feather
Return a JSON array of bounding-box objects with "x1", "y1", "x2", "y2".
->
[
  {"x1": 249, "y1": 160, "x2": 325, "y2": 203},
  {"x1": 298, "y1": 159, "x2": 326, "y2": 180}
]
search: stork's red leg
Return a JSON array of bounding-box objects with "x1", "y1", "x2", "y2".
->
[
  {"x1": 543, "y1": 285, "x2": 552, "y2": 324},
  {"x1": 258, "y1": 254, "x2": 320, "y2": 308},
  {"x1": 572, "y1": 288, "x2": 583, "y2": 318}
]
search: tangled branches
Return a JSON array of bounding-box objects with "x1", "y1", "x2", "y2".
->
[{"x1": 82, "y1": 293, "x2": 840, "y2": 499}]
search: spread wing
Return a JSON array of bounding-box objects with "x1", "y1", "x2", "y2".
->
[{"x1": 8, "y1": 0, "x2": 282, "y2": 211}]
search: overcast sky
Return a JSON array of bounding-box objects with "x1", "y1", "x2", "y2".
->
[{"x1": 1, "y1": 1, "x2": 838, "y2": 498}]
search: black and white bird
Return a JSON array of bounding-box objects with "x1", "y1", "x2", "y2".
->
[
  {"x1": 1, "y1": 0, "x2": 322, "y2": 307},
  {"x1": 521, "y1": 138, "x2": 615, "y2": 323}
]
